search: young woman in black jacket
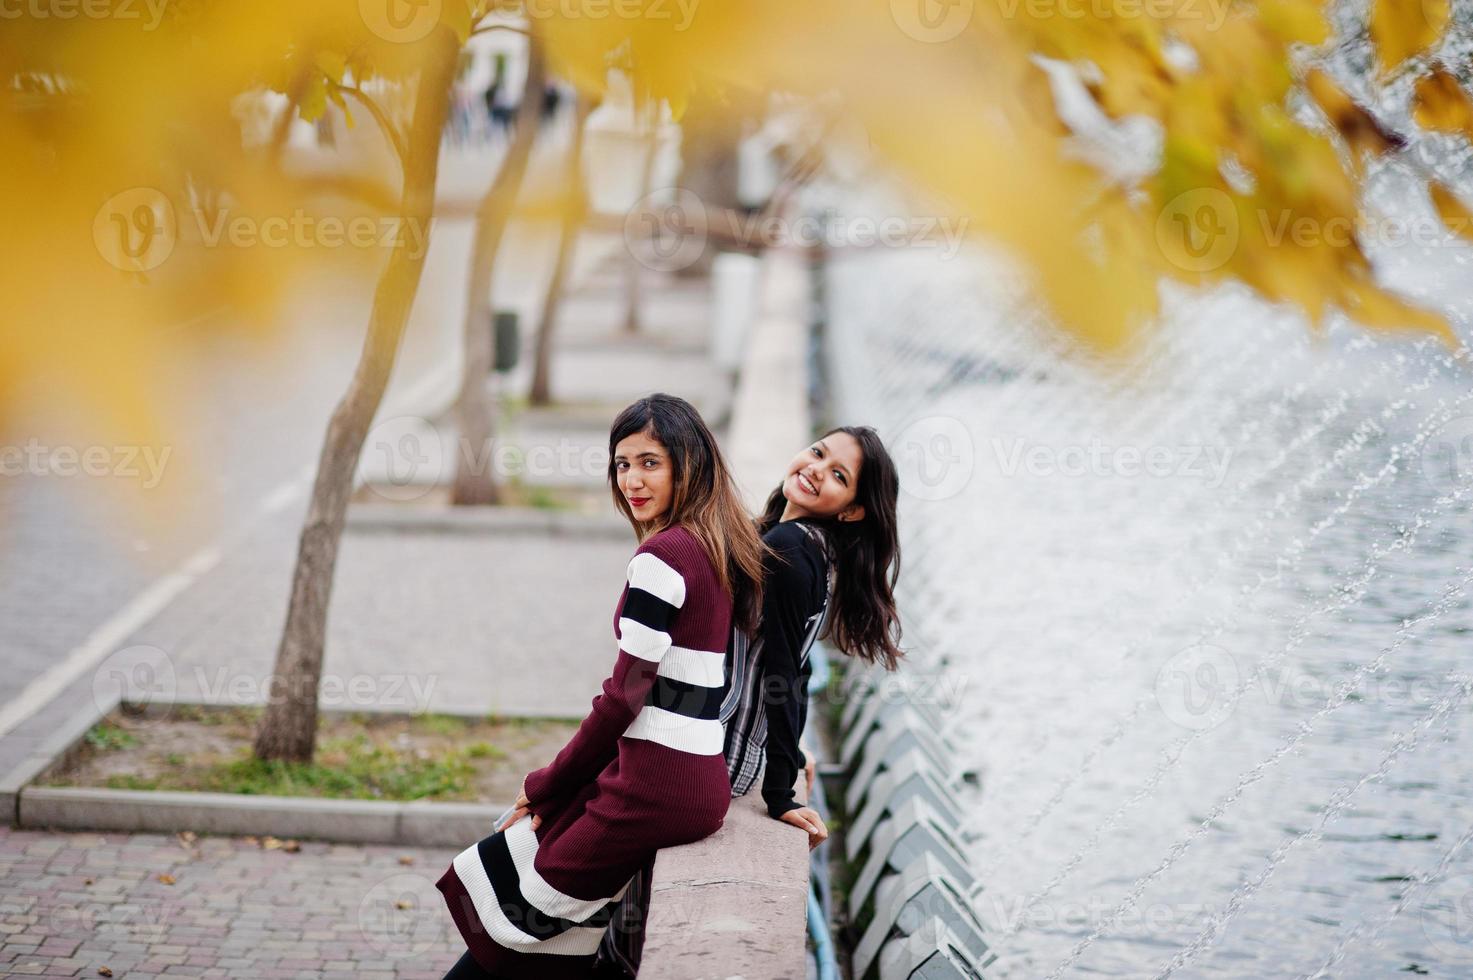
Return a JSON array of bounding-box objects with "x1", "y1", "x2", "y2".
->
[{"x1": 723, "y1": 424, "x2": 905, "y2": 848}]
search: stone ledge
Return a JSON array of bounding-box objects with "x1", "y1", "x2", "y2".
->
[
  {"x1": 641, "y1": 779, "x2": 812, "y2": 980},
  {"x1": 16, "y1": 785, "x2": 500, "y2": 847}
]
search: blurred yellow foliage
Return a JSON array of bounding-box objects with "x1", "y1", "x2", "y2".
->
[{"x1": 3, "y1": 0, "x2": 1471, "y2": 536}]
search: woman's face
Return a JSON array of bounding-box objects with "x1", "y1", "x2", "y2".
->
[
  {"x1": 781, "y1": 432, "x2": 865, "y2": 521},
  {"x1": 614, "y1": 429, "x2": 674, "y2": 522}
]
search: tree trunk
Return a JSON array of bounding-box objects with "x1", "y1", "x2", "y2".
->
[
  {"x1": 621, "y1": 123, "x2": 659, "y2": 334},
  {"x1": 252, "y1": 37, "x2": 459, "y2": 763},
  {"x1": 529, "y1": 96, "x2": 594, "y2": 407},
  {"x1": 449, "y1": 35, "x2": 546, "y2": 505}
]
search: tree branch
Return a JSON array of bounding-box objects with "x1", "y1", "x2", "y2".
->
[{"x1": 331, "y1": 81, "x2": 408, "y2": 166}]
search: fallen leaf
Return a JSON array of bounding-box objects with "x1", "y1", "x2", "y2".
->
[
  {"x1": 398, "y1": 855, "x2": 414, "y2": 866},
  {"x1": 98, "y1": 968, "x2": 113, "y2": 977},
  {"x1": 1304, "y1": 69, "x2": 1406, "y2": 167},
  {"x1": 282, "y1": 840, "x2": 301, "y2": 853},
  {"x1": 262, "y1": 836, "x2": 282, "y2": 850},
  {"x1": 1428, "y1": 181, "x2": 1473, "y2": 240},
  {"x1": 1413, "y1": 66, "x2": 1473, "y2": 138},
  {"x1": 157, "y1": 873, "x2": 175, "y2": 885},
  {"x1": 395, "y1": 899, "x2": 412, "y2": 910}
]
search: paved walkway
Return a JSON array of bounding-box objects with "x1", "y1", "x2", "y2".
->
[
  {"x1": 1, "y1": 824, "x2": 463, "y2": 978},
  {"x1": 0, "y1": 126, "x2": 737, "y2": 978}
]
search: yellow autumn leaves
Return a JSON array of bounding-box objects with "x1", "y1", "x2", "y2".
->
[{"x1": 3, "y1": 0, "x2": 1472, "y2": 518}]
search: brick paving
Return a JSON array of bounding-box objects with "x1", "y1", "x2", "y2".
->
[
  {"x1": 0, "y1": 824, "x2": 469, "y2": 979},
  {"x1": 0, "y1": 156, "x2": 736, "y2": 979}
]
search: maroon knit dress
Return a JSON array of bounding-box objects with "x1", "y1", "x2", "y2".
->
[{"x1": 437, "y1": 525, "x2": 733, "y2": 979}]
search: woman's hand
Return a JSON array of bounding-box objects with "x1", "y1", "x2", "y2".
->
[
  {"x1": 779, "y1": 806, "x2": 829, "y2": 851},
  {"x1": 498, "y1": 777, "x2": 542, "y2": 832}
]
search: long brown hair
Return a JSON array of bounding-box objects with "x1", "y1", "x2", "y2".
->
[
  {"x1": 607, "y1": 394, "x2": 766, "y2": 633},
  {"x1": 758, "y1": 425, "x2": 904, "y2": 671}
]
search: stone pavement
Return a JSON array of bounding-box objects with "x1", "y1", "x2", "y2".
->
[
  {"x1": 0, "y1": 130, "x2": 744, "y2": 980},
  {"x1": 0, "y1": 824, "x2": 466, "y2": 979}
]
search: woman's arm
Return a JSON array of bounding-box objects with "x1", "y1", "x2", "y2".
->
[
  {"x1": 522, "y1": 541, "x2": 687, "y2": 804},
  {"x1": 759, "y1": 526, "x2": 822, "y2": 820}
]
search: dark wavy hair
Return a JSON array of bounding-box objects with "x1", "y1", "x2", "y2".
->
[
  {"x1": 758, "y1": 425, "x2": 904, "y2": 671},
  {"x1": 608, "y1": 393, "x2": 766, "y2": 633}
]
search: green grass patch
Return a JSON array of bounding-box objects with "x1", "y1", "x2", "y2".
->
[
  {"x1": 154, "y1": 734, "x2": 482, "y2": 801},
  {"x1": 84, "y1": 724, "x2": 139, "y2": 751}
]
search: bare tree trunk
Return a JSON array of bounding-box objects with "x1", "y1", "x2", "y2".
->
[
  {"x1": 252, "y1": 37, "x2": 459, "y2": 763},
  {"x1": 529, "y1": 96, "x2": 593, "y2": 407},
  {"x1": 621, "y1": 123, "x2": 659, "y2": 334},
  {"x1": 449, "y1": 34, "x2": 546, "y2": 505}
]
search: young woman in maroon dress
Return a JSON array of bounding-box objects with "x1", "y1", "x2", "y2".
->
[
  {"x1": 594, "y1": 425, "x2": 906, "y2": 978},
  {"x1": 437, "y1": 393, "x2": 765, "y2": 980}
]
